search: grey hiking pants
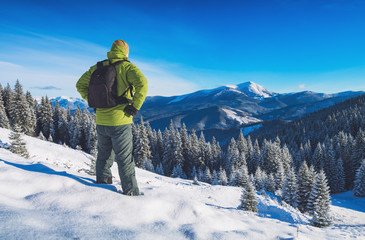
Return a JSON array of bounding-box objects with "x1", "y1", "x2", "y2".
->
[{"x1": 96, "y1": 124, "x2": 139, "y2": 195}]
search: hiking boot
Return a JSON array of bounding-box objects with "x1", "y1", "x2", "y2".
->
[
  {"x1": 96, "y1": 176, "x2": 113, "y2": 184},
  {"x1": 123, "y1": 191, "x2": 144, "y2": 196}
]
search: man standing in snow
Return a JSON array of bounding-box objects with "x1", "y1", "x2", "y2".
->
[{"x1": 76, "y1": 40, "x2": 148, "y2": 196}]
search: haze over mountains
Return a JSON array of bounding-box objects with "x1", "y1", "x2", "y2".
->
[{"x1": 52, "y1": 81, "x2": 364, "y2": 134}]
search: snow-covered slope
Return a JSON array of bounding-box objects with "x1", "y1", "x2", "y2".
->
[{"x1": 0, "y1": 128, "x2": 364, "y2": 239}]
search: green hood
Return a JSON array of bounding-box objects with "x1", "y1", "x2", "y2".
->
[{"x1": 107, "y1": 45, "x2": 128, "y2": 61}]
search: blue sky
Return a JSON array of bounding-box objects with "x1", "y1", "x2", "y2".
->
[{"x1": 1, "y1": 0, "x2": 365, "y2": 97}]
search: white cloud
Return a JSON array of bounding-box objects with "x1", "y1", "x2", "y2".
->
[
  {"x1": 298, "y1": 84, "x2": 306, "y2": 89},
  {"x1": 0, "y1": 32, "x2": 199, "y2": 97}
]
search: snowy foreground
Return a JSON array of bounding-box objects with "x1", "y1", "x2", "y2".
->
[{"x1": 0, "y1": 128, "x2": 364, "y2": 240}]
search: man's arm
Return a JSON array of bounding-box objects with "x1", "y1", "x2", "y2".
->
[
  {"x1": 127, "y1": 64, "x2": 148, "y2": 110},
  {"x1": 76, "y1": 65, "x2": 96, "y2": 101}
]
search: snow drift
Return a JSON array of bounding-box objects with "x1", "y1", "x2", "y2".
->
[{"x1": 0, "y1": 128, "x2": 364, "y2": 239}]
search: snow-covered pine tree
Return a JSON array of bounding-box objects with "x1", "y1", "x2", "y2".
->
[
  {"x1": 350, "y1": 130, "x2": 365, "y2": 188},
  {"x1": 211, "y1": 137, "x2": 221, "y2": 171},
  {"x1": 237, "y1": 131, "x2": 248, "y2": 157},
  {"x1": 153, "y1": 129, "x2": 164, "y2": 168},
  {"x1": 261, "y1": 140, "x2": 281, "y2": 174},
  {"x1": 39, "y1": 96, "x2": 53, "y2": 139},
  {"x1": 329, "y1": 157, "x2": 345, "y2": 193},
  {"x1": 297, "y1": 161, "x2": 313, "y2": 212},
  {"x1": 68, "y1": 115, "x2": 80, "y2": 149},
  {"x1": 172, "y1": 163, "x2": 186, "y2": 179},
  {"x1": 25, "y1": 91, "x2": 37, "y2": 134},
  {"x1": 58, "y1": 108, "x2": 69, "y2": 145},
  {"x1": 275, "y1": 161, "x2": 285, "y2": 190},
  {"x1": 180, "y1": 124, "x2": 190, "y2": 171},
  {"x1": 246, "y1": 135, "x2": 254, "y2": 161},
  {"x1": 2, "y1": 83, "x2": 14, "y2": 119},
  {"x1": 155, "y1": 163, "x2": 164, "y2": 176},
  {"x1": 0, "y1": 88, "x2": 10, "y2": 129},
  {"x1": 282, "y1": 167, "x2": 298, "y2": 208},
  {"x1": 9, "y1": 124, "x2": 30, "y2": 158},
  {"x1": 142, "y1": 157, "x2": 155, "y2": 172},
  {"x1": 309, "y1": 170, "x2": 332, "y2": 227},
  {"x1": 281, "y1": 144, "x2": 293, "y2": 173},
  {"x1": 240, "y1": 179, "x2": 258, "y2": 212},
  {"x1": 353, "y1": 159, "x2": 365, "y2": 197},
  {"x1": 247, "y1": 139, "x2": 261, "y2": 174},
  {"x1": 312, "y1": 142, "x2": 325, "y2": 172},
  {"x1": 199, "y1": 131, "x2": 208, "y2": 167},
  {"x1": 218, "y1": 167, "x2": 228, "y2": 186},
  {"x1": 8, "y1": 80, "x2": 35, "y2": 135},
  {"x1": 133, "y1": 118, "x2": 152, "y2": 168},
  {"x1": 203, "y1": 167, "x2": 212, "y2": 184},
  {"x1": 254, "y1": 167, "x2": 267, "y2": 192},
  {"x1": 86, "y1": 113, "x2": 97, "y2": 154},
  {"x1": 211, "y1": 170, "x2": 219, "y2": 185},
  {"x1": 191, "y1": 166, "x2": 198, "y2": 183},
  {"x1": 225, "y1": 138, "x2": 239, "y2": 174},
  {"x1": 51, "y1": 100, "x2": 62, "y2": 143},
  {"x1": 265, "y1": 173, "x2": 276, "y2": 193},
  {"x1": 189, "y1": 129, "x2": 203, "y2": 171}
]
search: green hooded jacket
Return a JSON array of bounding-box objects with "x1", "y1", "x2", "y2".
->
[{"x1": 76, "y1": 45, "x2": 148, "y2": 126}]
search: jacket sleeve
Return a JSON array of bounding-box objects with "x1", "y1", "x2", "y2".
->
[
  {"x1": 76, "y1": 65, "x2": 96, "y2": 101},
  {"x1": 127, "y1": 64, "x2": 148, "y2": 110}
]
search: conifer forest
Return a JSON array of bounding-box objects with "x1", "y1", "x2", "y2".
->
[{"x1": 1, "y1": 81, "x2": 365, "y2": 224}]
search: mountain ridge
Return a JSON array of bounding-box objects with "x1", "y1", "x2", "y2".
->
[{"x1": 49, "y1": 81, "x2": 364, "y2": 135}]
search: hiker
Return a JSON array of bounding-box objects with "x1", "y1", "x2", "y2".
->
[{"x1": 76, "y1": 39, "x2": 148, "y2": 196}]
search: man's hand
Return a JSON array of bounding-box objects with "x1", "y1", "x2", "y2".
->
[{"x1": 124, "y1": 105, "x2": 138, "y2": 117}]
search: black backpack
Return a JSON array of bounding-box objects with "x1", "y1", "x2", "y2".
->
[{"x1": 88, "y1": 59, "x2": 133, "y2": 109}]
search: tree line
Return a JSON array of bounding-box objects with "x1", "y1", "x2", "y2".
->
[
  {"x1": 0, "y1": 80, "x2": 97, "y2": 155},
  {"x1": 1, "y1": 81, "x2": 364, "y2": 227}
]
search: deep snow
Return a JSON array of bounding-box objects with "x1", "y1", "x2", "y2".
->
[{"x1": 0, "y1": 128, "x2": 364, "y2": 240}]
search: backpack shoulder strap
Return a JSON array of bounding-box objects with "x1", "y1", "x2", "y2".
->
[
  {"x1": 113, "y1": 60, "x2": 134, "y2": 98},
  {"x1": 96, "y1": 59, "x2": 111, "y2": 68}
]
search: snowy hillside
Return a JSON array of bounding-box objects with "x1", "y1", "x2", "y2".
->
[{"x1": 0, "y1": 128, "x2": 364, "y2": 239}]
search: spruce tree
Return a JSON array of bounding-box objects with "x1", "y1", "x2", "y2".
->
[
  {"x1": 51, "y1": 100, "x2": 62, "y2": 143},
  {"x1": 142, "y1": 158, "x2": 155, "y2": 172},
  {"x1": 155, "y1": 163, "x2": 164, "y2": 176},
  {"x1": 3, "y1": 83, "x2": 14, "y2": 119},
  {"x1": 25, "y1": 91, "x2": 37, "y2": 135},
  {"x1": 203, "y1": 167, "x2": 212, "y2": 184},
  {"x1": 218, "y1": 167, "x2": 228, "y2": 186},
  {"x1": 275, "y1": 161, "x2": 285, "y2": 190},
  {"x1": 312, "y1": 143, "x2": 325, "y2": 172},
  {"x1": 248, "y1": 139, "x2": 261, "y2": 174},
  {"x1": 8, "y1": 80, "x2": 34, "y2": 135},
  {"x1": 309, "y1": 170, "x2": 332, "y2": 227},
  {"x1": 211, "y1": 170, "x2": 219, "y2": 185},
  {"x1": 282, "y1": 167, "x2": 298, "y2": 208},
  {"x1": 0, "y1": 89, "x2": 10, "y2": 129},
  {"x1": 354, "y1": 160, "x2": 365, "y2": 197},
  {"x1": 329, "y1": 157, "x2": 345, "y2": 193},
  {"x1": 9, "y1": 124, "x2": 30, "y2": 158},
  {"x1": 39, "y1": 96, "x2": 53, "y2": 139},
  {"x1": 281, "y1": 144, "x2": 293, "y2": 173},
  {"x1": 237, "y1": 131, "x2": 248, "y2": 156},
  {"x1": 226, "y1": 138, "x2": 239, "y2": 173},
  {"x1": 254, "y1": 167, "x2": 267, "y2": 192},
  {"x1": 134, "y1": 119, "x2": 152, "y2": 167},
  {"x1": 297, "y1": 161, "x2": 313, "y2": 212},
  {"x1": 189, "y1": 130, "x2": 203, "y2": 170},
  {"x1": 240, "y1": 179, "x2": 258, "y2": 212},
  {"x1": 266, "y1": 173, "x2": 276, "y2": 193}
]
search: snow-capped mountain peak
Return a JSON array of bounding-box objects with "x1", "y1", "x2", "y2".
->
[{"x1": 236, "y1": 81, "x2": 274, "y2": 99}]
